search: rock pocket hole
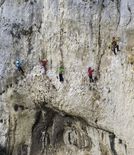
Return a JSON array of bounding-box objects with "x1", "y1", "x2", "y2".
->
[
  {"x1": 0, "y1": 119, "x2": 3, "y2": 123},
  {"x1": 14, "y1": 104, "x2": 19, "y2": 111},
  {"x1": 14, "y1": 104, "x2": 25, "y2": 112}
]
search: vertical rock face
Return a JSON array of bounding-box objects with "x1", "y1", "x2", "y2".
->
[{"x1": 0, "y1": 0, "x2": 134, "y2": 155}]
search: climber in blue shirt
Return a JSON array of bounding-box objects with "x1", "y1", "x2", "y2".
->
[{"x1": 15, "y1": 59, "x2": 24, "y2": 75}]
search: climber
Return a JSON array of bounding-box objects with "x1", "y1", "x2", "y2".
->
[
  {"x1": 58, "y1": 65, "x2": 64, "y2": 82},
  {"x1": 40, "y1": 59, "x2": 48, "y2": 74},
  {"x1": 88, "y1": 67, "x2": 94, "y2": 82},
  {"x1": 111, "y1": 37, "x2": 120, "y2": 55},
  {"x1": 15, "y1": 59, "x2": 24, "y2": 75}
]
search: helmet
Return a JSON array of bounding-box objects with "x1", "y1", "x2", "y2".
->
[{"x1": 16, "y1": 60, "x2": 19, "y2": 64}]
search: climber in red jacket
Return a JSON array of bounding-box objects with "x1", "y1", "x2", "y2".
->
[
  {"x1": 88, "y1": 67, "x2": 94, "y2": 82},
  {"x1": 40, "y1": 59, "x2": 48, "y2": 74}
]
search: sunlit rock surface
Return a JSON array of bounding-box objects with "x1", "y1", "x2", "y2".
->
[{"x1": 0, "y1": 0, "x2": 134, "y2": 155}]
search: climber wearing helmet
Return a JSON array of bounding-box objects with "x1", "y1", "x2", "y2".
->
[
  {"x1": 15, "y1": 59, "x2": 24, "y2": 75},
  {"x1": 111, "y1": 37, "x2": 120, "y2": 55},
  {"x1": 88, "y1": 67, "x2": 94, "y2": 82}
]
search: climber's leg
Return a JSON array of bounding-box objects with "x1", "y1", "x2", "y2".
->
[
  {"x1": 44, "y1": 67, "x2": 47, "y2": 74},
  {"x1": 19, "y1": 67, "x2": 24, "y2": 75},
  {"x1": 59, "y1": 74, "x2": 64, "y2": 82},
  {"x1": 116, "y1": 44, "x2": 120, "y2": 51},
  {"x1": 91, "y1": 77, "x2": 94, "y2": 82},
  {"x1": 89, "y1": 76, "x2": 94, "y2": 82},
  {"x1": 113, "y1": 48, "x2": 116, "y2": 55}
]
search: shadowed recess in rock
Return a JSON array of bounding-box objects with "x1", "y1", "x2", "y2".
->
[
  {"x1": 0, "y1": 145, "x2": 7, "y2": 155},
  {"x1": 109, "y1": 133, "x2": 118, "y2": 155},
  {"x1": 29, "y1": 106, "x2": 122, "y2": 155}
]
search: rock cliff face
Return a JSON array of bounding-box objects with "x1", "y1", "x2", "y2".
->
[{"x1": 0, "y1": 0, "x2": 134, "y2": 155}]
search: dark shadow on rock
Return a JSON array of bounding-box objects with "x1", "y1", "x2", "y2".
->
[
  {"x1": 30, "y1": 107, "x2": 93, "y2": 155},
  {"x1": 0, "y1": 145, "x2": 7, "y2": 155},
  {"x1": 17, "y1": 144, "x2": 28, "y2": 155},
  {"x1": 51, "y1": 114, "x2": 64, "y2": 145},
  {"x1": 30, "y1": 108, "x2": 56, "y2": 155},
  {"x1": 109, "y1": 133, "x2": 118, "y2": 155}
]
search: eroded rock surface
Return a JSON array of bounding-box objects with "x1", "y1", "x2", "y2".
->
[{"x1": 0, "y1": 0, "x2": 134, "y2": 155}]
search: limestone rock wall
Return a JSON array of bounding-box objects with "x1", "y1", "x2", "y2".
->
[{"x1": 0, "y1": 0, "x2": 134, "y2": 155}]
